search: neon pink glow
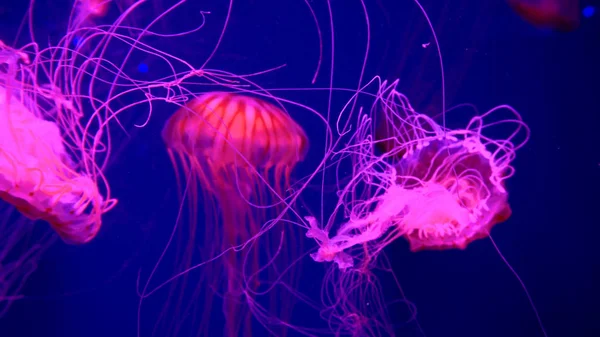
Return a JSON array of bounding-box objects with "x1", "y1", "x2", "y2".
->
[
  {"x1": 306, "y1": 81, "x2": 528, "y2": 270},
  {"x1": 0, "y1": 41, "x2": 115, "y2": 245}
]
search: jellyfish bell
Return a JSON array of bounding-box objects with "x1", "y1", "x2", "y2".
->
[
  {"x1": 392, "y1": 135, "x2": 513, "y2": 252},
  {"x1": 161, "y1": 91, "x2": 308, "y2": 336},
  {"x1": 163, "y1": 91, "x2": 308, "y2": 198},
  {"x1": 379, "y1": 96, "x2": 523, "y2": 252}
]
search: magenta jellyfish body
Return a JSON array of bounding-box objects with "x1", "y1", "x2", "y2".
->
[
  {"x1": 0, "y1": 38, "x2": 116, "y2": 319},
  {"x1": 0, "y1": 42, "x2": 115, "y2": 245},
  {"x1": 0, "y1": 85, "x2": 105, "y2": 244},
  {"x1": 372, "y1": 84, "x2": 525, "y2": 253},
  {"x1": 391, "y1": 136, "x2": 512, "y2": 252},
  {"x1": 306, "y1": 82, "x2": 528, "y2": 269}
]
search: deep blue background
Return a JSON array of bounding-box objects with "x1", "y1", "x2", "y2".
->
[{"x1": 0, "y1": 0, "x2": 598, "y2": 336}]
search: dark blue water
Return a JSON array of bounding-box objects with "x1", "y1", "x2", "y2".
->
[{"x1": 0, "y1": 1, "x2": 598, "y2": 336}]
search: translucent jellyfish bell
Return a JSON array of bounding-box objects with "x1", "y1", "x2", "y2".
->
[
  {"x1": 392, "y1": 136, "x2": 512, "y2": 251},
  {"x1": 306, "y1": 83, "x2": 528, "y2": 269}
]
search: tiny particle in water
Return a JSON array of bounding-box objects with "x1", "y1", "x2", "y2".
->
[
  {"x1": 583, "y1": 6, "x2": 595, "y2": 18},
  {"x1": 138, "y1": 63, "x2": 149, "y2": 73},
  {"x1": 422, "y1": 42, "x2": 430, "y2": 48}
]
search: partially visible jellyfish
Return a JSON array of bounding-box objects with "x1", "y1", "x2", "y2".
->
[
  {"x1": 72, "y1": 0, "x2": 111, "y2": 28},
  {"x1": 0, "y1": 41, "x2": 116, "y2": 245},
  {"x1": 508, "y1": 0, "x2": 580, "y2": 31},
  {"x1": 161, "y1": 91, "x2": 308, "y2": 336},
  {"x1": 68, "y1": 0, "x2": 156, "y2": 50},
  {"x1": 306, "y1": 80, "x2": 527, "y2": 269},
  {"x1": 0, "y1": 34, "x2": 117, "y2": 318}
]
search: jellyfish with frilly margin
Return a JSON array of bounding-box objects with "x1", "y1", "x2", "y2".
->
[
  {"x1": 0, "y1": 40, "x2": 116, "y2": 245},
  {"x1": 305, "y1": 80, "x2": 526, "y2": 270}
]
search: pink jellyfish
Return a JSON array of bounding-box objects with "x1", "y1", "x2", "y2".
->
[
  {"x1": 0, "y1": 40, "x2": 116, "y2": 245},
  {"x1": 73, "y1": 0, "x2": 111, "y2": 25},
  {"x1": 0, "y1": 37, "x2": 116, "y2": 318},
  {"x1": 306, "y1": 80, "x2": 528, "y2": 269}
]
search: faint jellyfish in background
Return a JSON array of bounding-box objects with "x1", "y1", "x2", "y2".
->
[
  {"x1": 507, "y1": 0, "x2": 581, "y2": 31},
  {"x1": 72, "y1": 0, "x2": 112, "y2": 28},
  {"x1": 70, "y1": 0, "x2": 159, "y2": 47},
  {"x1": 162, "y1": 92, "x2": 308, "y2": 336}
]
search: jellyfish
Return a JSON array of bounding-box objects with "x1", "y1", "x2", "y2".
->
[
  {"x1": 0, "y1": 40, "x2": 116, "y2": 245},
  {"x1": 70, "y1": 0, "x2": 149, "y2": 40},
  {"x1": 305, "y1": 81, "x2": 527, "y2": 269},
  {"x1": 72, "y1": 0, "x2": 111, "y2": 28},
  {"x1": 385, "y1": 138, "x2": 512, "y2": 252},
  {"x1": 508, "y1": 0, "x2": 580, "y2": 31},
  {"x1": 162, "y1": 91, "x2": 308, "y2": 336},
  {"x1": 0, "y1": 36, "x2": 118, "y2": 320}
]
